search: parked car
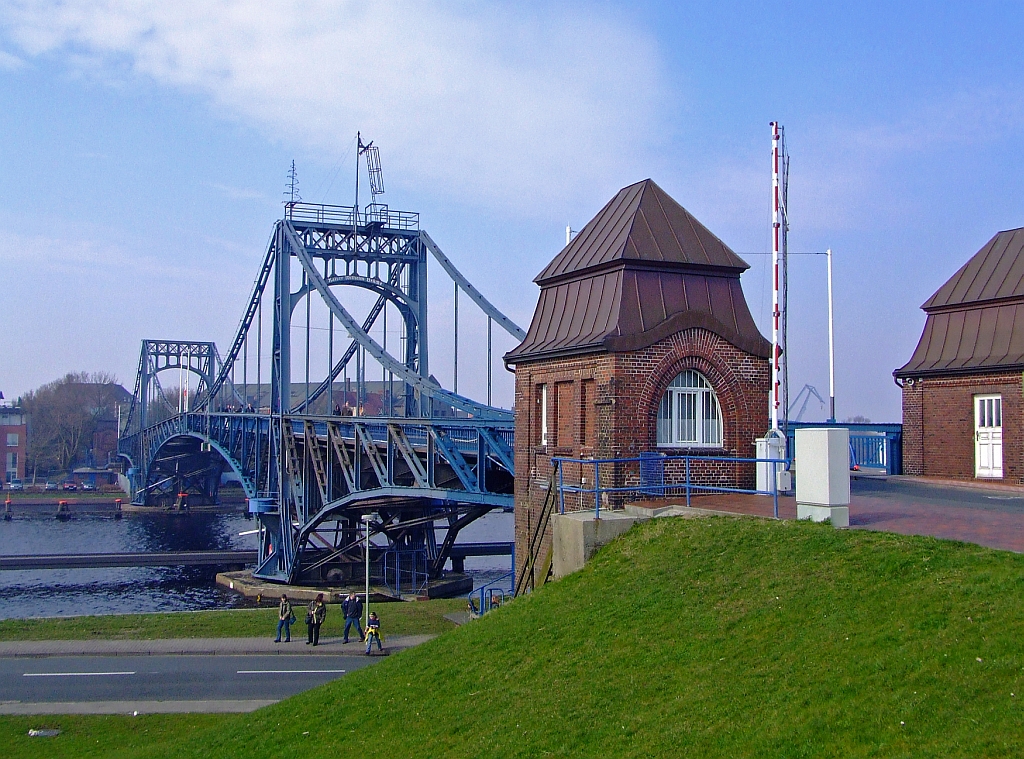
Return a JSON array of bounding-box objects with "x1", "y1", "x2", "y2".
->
[
  {"x1": 81, "y1": 482, "x2": 96, "y2": 491},
  {"x1": 62, "y1": 482, "x2": 78, "y2": 492},
  {"x1": 44, "y1": 481, "x2": 57, "y2": 491},
  {"x1": 8, "y1": 479, "x2": 23, "y2": 491}
]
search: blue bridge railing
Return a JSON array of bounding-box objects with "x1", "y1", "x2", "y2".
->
[
  {"x1": 787, "y1": 422, "x2": 902, "y2": 474},
  {"x1": 552, "y1": 454, "x2": 791, "y2": 520}
]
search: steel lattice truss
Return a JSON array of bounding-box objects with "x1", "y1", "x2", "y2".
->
[{"x1": 118, "y1": 202, "x2": 522, "y2": 589}]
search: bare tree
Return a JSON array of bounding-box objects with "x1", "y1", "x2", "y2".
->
[{"x1": 23, "y1": 372, "x2": 123, "y2": 478}]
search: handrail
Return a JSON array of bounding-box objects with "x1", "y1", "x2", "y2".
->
[
  {"x1": 469, "y1": 571, "x2": 513, "y2": 617},
  {"x1": 552, "y1": 454, "x2": 790, "y2": 519}
]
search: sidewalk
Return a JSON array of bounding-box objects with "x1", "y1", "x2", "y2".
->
[
  {"x1": 0, "y1": 634, "x2": 435, "y2": 658},
  {"x1": 886, "y1": 474, "x2": 1024, "y2": 494},
  {"x1": 625, "y1": 476, "x2": 1024, "y2": 554},
  {"x1": 0, "y1": 700, "x2": 277, "y2": 715}
]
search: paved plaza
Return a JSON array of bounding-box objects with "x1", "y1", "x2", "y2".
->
[{"x1": 631, "y1": 476, "x2": 1024, "y2": 553}]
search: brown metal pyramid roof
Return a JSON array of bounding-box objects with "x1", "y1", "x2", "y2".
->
[
  {"x1": 535, "y1": 179, "x2": 750, "y2": 283},
  {"x1": 922, "y1": 227, "x2": 1024, "y2": 308},
  {"x1": 506, "y1": 180, "x2": 769, "y2": 364},
  {"x1": 896, "y1": 227, "x2": 1024, "y2": 377}
]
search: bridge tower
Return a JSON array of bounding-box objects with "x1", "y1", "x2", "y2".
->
[{"x1": 119, "y1": 144, "x2": 524, "y2": 592}]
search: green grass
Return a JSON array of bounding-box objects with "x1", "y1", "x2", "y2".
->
[
  {"x1": 0, "y1": 599, "x2": 465, "y2": 641},
  {"x1": 0, "y1": 715, "x2": 224, "y2": 759},
  {"x1": 2, "y1": 517, "x2": 1022, "y2": 757}
]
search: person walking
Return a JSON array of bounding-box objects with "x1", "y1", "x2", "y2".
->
[
  {"x1": 342, "y1": 592, "x2": 364, "y2": 644},
  {"x1": 364, "y1": 611, "x2": 383, "y2": 655},
  {"x1": 274, "y1": 594, "x2": 294, "y2": 643},
  {"x1": 306, "y1": 593, "x2": 327, "y2": 646}
]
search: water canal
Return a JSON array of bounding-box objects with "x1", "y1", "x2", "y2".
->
[{"x1": 0, "y1": 503, "x2": 513, "y2": 619}]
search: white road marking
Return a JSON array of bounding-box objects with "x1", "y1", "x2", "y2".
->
[
  {"x1": 236, "y1": 669, "x2": 346, "y2": 675},
  {"x1": 23, "y1": 672, "x2": 135, "y2": 677}
]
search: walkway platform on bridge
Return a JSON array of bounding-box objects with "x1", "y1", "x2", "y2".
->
[{"x1": 0, "y1": 551, "x2": 258, "y2": 571}]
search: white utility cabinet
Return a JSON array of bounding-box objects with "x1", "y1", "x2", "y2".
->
[
  {"x1": 794, "y1": 427, "x2": 850, "y2": 528},
  {"x1": 756, "y1": 432, "x2": 789, "y2": 493}
]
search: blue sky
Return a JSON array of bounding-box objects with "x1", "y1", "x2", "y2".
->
[{"x1": 1, "y1": 1, "x2": 1023, "y2": 422}]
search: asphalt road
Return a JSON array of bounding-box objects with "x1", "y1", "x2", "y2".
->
[
  {"x1": 852, "y1": 476, "x2": 1024, "y2": 514},
  {"x1": 1, "y1": 653, "x2": 376, "y2": 705}
]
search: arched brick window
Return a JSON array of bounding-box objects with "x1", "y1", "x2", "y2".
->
[{"x1": 656, "y1": 370, "x2": 723, "y2": 448}]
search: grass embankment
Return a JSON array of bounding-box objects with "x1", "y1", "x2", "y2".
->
[
  {"x1": 3, "y1": 517, "x2": 1023, "y2": 757},
  {"x1": 0, "y1": 599, "x2": 465, "y2": 641}
]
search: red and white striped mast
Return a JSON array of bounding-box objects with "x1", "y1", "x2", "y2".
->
[{"x1": 770, "y1": 122, "x2": 789, "y2": 437}]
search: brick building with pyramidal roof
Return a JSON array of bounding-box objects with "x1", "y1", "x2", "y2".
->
[
  {"x1": 896, "y1": 227, "x2": 1024, "y2": 482},
  {"x1": 504, "y1": 179, "x2": 769, "y2": 581}
]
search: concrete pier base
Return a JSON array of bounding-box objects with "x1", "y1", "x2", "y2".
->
[
  {"x1": 552, "y1": 511, "x2": 639, "y2": 579},
  {"x1": 215, "y1": 570, "x2": 473, "y2": 603},
  {"x1": 796, "y1": 503, "x2": 850, "y2": 528}
]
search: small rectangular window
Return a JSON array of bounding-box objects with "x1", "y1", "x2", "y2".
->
[
  {"x1": 555, "y1": 382, "x2": 574, "y2": 448},
  {"x1": 580, "y1": 379, "x2": 595, "y2": 448},
  {"x1": 976, "y1": 395, "x2": 1003, "y2": 429},
  {"x1": 5, "y1": 433, "x2": 17, "y2": 447},
  {"x1": 539, "y1": 384, "x2": 548, "y2": 447}
]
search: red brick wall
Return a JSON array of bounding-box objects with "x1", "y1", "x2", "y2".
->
[
  {"x1": 901, "y1": 381, "x2": 924, "y2": 475},
  {"x1": 1, "y1": 422, "x2": 27, "y2": 482},
  {"x1": 900, "y1": 371, "x2": 1022, "y2": 482},
  {"x1": 512, "y1": 328, "x2": 769, "y2": 582}
]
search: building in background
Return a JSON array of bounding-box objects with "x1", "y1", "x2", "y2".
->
[
  {"x1": 0, "y1": 404, "x2": 27, "y2": 484},
  {"x1": 505, "y1": 179, "x2": 770, "y2": 579},
  {"x1": 896, "y1": 227, "x2": 1024, "y2": 482}
]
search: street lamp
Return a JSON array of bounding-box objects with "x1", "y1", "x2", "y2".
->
[{"x1": 361, "y1": 513, "x2": 373, "y2": 629}]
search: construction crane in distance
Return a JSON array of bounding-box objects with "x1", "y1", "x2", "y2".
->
[{"x1": 788, "y1": 384, "x2": 828, "y2": 421}]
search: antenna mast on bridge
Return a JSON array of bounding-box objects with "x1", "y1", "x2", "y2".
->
[{"x1": 286, "y1": 160, "x2": 301, "y2": 203}]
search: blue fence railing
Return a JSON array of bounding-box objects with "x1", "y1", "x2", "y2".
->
[
  {"x1": 552, "y1": 454, "x2": 791, "y2": 520},
  {"x1": 786, "y1": 422, "x2": 902, "y2": 474},
  {"x1": 467, "y1": 572, "x2": 513, "y2": 617}
]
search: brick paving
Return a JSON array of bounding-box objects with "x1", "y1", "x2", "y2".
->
[{"x1": 626, "y1": 476, "x2": 1024, "y2": 553}]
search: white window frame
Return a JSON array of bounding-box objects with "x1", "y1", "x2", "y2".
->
[
  {"x1": 6, "y1": 433, "x2": 18, "y2": 447},
  {"x1": 539, "y1": 384, "x2": 549, "y2": 447},
  {"x1": 656, "y1": 370, "x2": 723, "y2": 448}
]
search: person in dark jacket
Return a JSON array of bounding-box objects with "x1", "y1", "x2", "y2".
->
[
  {"x1": 364, "y1": 611, "x2": 383, "y2": 655},
  {"x1": 306, "y1": 593, "x2": 327, "y2": 646},
  {"x1": 342, "y1": 592, "x2": 364, "y2": 644},
  {"x1": 274, "y1": 594, "x2": 293, "y2": 643}
]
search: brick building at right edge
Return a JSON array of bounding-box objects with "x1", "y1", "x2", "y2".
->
[
  {"x1": 504, "y1": 180, "x2": 770, "y2": 581},
  {"x1": 896, "y1": 227, "x2": 1024, "y2": 482}
]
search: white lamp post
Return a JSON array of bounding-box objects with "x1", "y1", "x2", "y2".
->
[{"x1": 361, "y1": 513, "x2": 373, "y2": 629}]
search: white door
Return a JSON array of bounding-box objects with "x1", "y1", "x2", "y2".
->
[{"x1": 975, "y1": 395, "x2": 1003, "y2": 478}]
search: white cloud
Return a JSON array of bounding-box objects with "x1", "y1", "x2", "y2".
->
[
  {"x1": 0, "y1": 0, "x2": 666, "y2": 214},
  {"x1": 0, "y1": 228, "x2": 236, "y2": 281},
  {"x1": 0, "y1": 48, "x2": 23, "y2": 68},
  {"x1": 678, "y1": 85, "x2": 1024, "y2": 241}
]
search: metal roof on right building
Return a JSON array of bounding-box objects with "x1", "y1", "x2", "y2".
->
[{"x1": 896, "y1": 227, "x2": 1024, "y2": 377}]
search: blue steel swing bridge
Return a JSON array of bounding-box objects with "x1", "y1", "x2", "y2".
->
[{"x1": 116, "y1": 152, "x2": 525, "y2": 591}]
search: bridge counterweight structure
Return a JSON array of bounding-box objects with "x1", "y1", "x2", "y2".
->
[{"x1": 119, "y1": 199, "x2": 522, "y2": 589}]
